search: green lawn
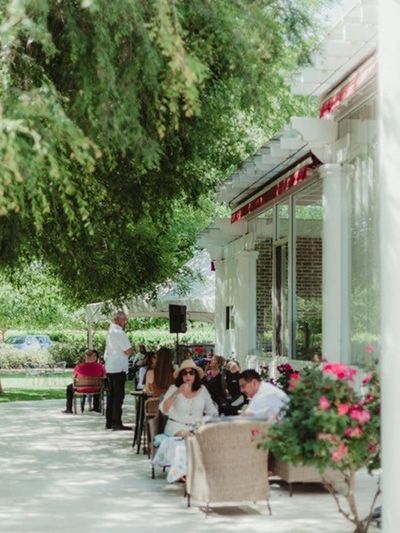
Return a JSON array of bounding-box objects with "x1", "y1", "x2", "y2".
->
[{"x1": 0, "y1": 388, "x2": 65, "y2": 402}]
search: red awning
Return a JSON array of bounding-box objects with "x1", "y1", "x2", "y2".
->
[{"x1": 231, "y1": 155, "x2": 320, "y2": 223}]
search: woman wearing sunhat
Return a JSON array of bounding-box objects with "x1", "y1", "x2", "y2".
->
[{"x1": 152, "y1": 359, "x2": 218, "y2": 482}]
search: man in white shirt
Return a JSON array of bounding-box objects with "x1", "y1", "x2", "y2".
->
[
  {"x1": 239, "y1": 369, "x2": 289, "y2": 421},
  {"x1": 104, "y1": 311, "x2": 133, "y2": 430}
]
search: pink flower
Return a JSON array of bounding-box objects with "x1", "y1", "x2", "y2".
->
[
  {"x1": 288, "y1": 372, "x2": 301, "y2": 391},
  {"x1": 363, "y1": 394, "x2": 375, "y2": 404},
  {"x1": 349, "y1": 407, "x2": 371, "y2": 424},
  {"x1": 319, "y1": 396, "x2": 330, "y2": 410},
  {"x1": 368, "y1": 441, "x2": 379, "y2": 453},
  {"x1": 362, "y1": 374, "x2": 373, "y2": 385},
  {"x1": 317, "y1": 433, "x2": 337, "y2": 443},
  {"x1": 250, "y1": 428, "x2": 261, "y2": 441},
  {"x1": 344, "y1": 426, "x2": 363, "y2": 438},
  {"x1": 277, "y1": 363, "x2": 294, "y2": 374},
  {"x1": 322, "y1": 363, "x2": 357, "y2": 381},
  {"x1": 337, "y1": 403, "x2": 350, "y2": 416},
  {"x1": 331, "y1": 442, "x2": 349, "y2": 463},
  {"x1": 364, "y1": 344, "x2": 375, "y2": 353}
]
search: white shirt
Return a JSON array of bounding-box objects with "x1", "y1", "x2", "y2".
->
[
  {"x1": 104, "y1": 323, "x2": 131, "y2": 373},
  {"x1": 246, "y1": 381, "x2": 289, "y2": 421},
  {"x1": 160, "y1": 385, "x2": 218, "y2": 435}
]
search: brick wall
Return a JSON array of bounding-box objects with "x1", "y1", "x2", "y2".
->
[
  {"x1": 296, "y1": 237, "x2": 322, "y2": 297},
  {"x1": 256, "y1": 239, "x2": 273, "y2": 352}
]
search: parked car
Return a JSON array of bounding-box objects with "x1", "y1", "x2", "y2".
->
[
  {"x1": 4, "y1": 335, "x2": 52, "y2": 350},
  {"x1": 34, "y1": 335, "x2": 53, "y2": 349}
]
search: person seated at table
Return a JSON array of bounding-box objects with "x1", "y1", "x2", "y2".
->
[
  {"x1": 238, "y1": 369, "x2": 289, "y2": 421},
  {"x1": 220, "y1": 359, "x2": 246, "y2": 415},
  {"x1": 152, "y1": 359, "x2": 218, "y2": 483},
  {"x1": 202, "y1": 355, "x2": 228, "y2": 413},
  {"x1": 129, "y1": 344, "x2": 147, "y2": 383},
  {"x1": 62, "y1": 349, "x2": 106, "y2": 414},
  {"x1": 137, "y1": 351, "x2": 156, "y2": 390},
  {"x1": 143, "y1": 346, "x2": 174, "y2": 396}
]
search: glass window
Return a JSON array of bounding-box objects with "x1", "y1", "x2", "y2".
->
[
  {"x1": 293, "y1": 181, "x2": 323, "y2": 360},
  {"x1": 276, "y1": 200, "x2": 290, "y2": 240},
  {"x1": 255, "y1": 208, "x2": 273, "y2": 355},
  {"x1": 341, "y1": 97, "x2": 379, "y2": 366},
  {"x1": 274, "y1": 240, "x2": 290, "y2": 357}
]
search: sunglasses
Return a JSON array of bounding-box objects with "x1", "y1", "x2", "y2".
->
[{"x1": 182, "y1": 370, "x2": 196, "y2": 376}]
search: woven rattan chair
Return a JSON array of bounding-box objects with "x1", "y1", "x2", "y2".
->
[
  {"x1": 270, "y1": 456, "x2": 345, "y2": 496},
  {"x1": 73, "y1": 376, "x2": 104, "y2": 415},
  {"x1": 186, "y1": 419, "x2": 271, "y2": 512},
  {"x1": 144, "y1": 397, "x2": 160, "y2": 458}
]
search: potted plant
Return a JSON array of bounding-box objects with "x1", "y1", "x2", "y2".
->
[{"x1": 260, "y1": 362, "x2": 380, "y2": 533}]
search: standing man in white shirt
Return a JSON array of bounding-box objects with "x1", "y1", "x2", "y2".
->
[
  {"x1": 239, "y1": 369, "x2": 289, "y2": 421},
  {"x1": 104, "y1": 311, "x2": 133, "y2": 430}
]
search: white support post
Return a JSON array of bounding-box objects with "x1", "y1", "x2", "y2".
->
[
  {"x1": 234, "y1": 250, "x2": 259, "y2": 368},
  {"x1": 214, "y1": 259, "x2": 228, "y2": 358},
  {"x1": 321, "y1": 164, "x2": 352, "y2": 363},
  {"x1": 379, "y1": 2, "x2": 400, "y2": 530}
]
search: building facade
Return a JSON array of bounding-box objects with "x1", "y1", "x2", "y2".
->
[{"x1": 199, "y1": 0, "x2": 379, "y2": 369}]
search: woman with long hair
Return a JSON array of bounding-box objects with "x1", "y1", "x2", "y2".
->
[
  {"x1": 137, "y1": 351, "x2": 156, "y2": 390},
  {"x1": 144, "y1": 347, "x2": 174, "y2": 396}
]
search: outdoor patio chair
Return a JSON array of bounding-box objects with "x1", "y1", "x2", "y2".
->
[
  {"x1": 144, "y1": 397, "x2": 160, "y2": 458},
  {"x1": 185, "y1": 419, "x2": 271, "y2": 512},
  {"x1": 72, "y1": 376, "x2": 104, "y2": 415},
  {"x1": 54, "y1": 361, "x2": 67, "y2": 372}
]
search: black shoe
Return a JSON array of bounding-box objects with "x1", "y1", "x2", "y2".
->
[
  {"x1": 112, "y1": 425, "x2": 132, "y2": 431},
  {"x1": 62, "y1": 409, "x2": 73, "y2": 414},
  {"x1": 105, "y1": 424, "x2": 112, "y2": 429}
]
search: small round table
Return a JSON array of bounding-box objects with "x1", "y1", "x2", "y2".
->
[{"x1": 131, "y1": 390, "x2": 150, "y2": 454}]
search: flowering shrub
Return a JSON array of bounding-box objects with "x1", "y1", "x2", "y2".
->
[{"x1": 261, "y1": 363, "x2": 380, "y2": 533}]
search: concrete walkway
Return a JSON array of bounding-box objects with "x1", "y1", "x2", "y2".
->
[{"x1": 0, "y1": 398, "x2": 380, "y2": 533}]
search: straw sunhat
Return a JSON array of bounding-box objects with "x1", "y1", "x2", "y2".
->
[{"x1": 173, "y1": 359, "x2": 204, "y2": 380}]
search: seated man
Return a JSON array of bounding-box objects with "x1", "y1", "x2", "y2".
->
[
  {"x1": 62, "y1": 349, "x2": 106, "y2": 414},
  {"x1": 239, "y1": 369, "x2": 289, "y2": 421}
]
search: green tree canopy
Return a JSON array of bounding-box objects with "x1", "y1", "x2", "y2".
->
[{"x1": 0, "y1": 0, "x2": 324, "y2": 304}]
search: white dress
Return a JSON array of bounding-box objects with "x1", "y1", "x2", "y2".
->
[{"x1": 152, "y1": 385, "x2": 218, "y2": 482}]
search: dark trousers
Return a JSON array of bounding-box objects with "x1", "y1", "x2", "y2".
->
[
  {"x1": 66, "y1": 384, "x2": 101, "y2": 412},
  {"x1": 106, "y1": 372, "x2": 126, "y2": 428}
]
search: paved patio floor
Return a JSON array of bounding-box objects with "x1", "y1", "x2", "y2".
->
[{"x1": 0, "y1": 398, "x2": 380, "y2": 533}]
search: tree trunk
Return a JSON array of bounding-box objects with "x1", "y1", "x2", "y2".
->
[
  {"x1": 0, "y1": 378, "x2": 3, "y2": 394},
  {"x1": 353, "y1": 523, "x2": 368, "y2": 533}
]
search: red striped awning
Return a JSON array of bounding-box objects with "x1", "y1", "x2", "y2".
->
[
  {"x1": 231, "y1": 156, "x2": 320, "y2": 223},
  {"x1": 320, "y1": 55, "x2": 377, "y2": 118}
]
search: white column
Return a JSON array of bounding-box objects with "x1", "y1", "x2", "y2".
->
[
  {"x1": 214, "y1": 258, "x2": 229, "y2": 358},
  {"x1": 234, "y1": 250, "x2": 259, "y2": 368},
  {"x1": 321, "y1": 164, "x2": 351, "y2": 363},
  {"x1": 379, "y1": 2, "x2": 400, "y2": 530}
]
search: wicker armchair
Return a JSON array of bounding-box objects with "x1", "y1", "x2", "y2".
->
[
  {"x1": 144, "y1": 397, "x2": 160, "y2": 458},
  {"x1": 186, "y1": 419, "x2": 271, "y2": 511},
  {"x1": 270, "y1": 456, "x2": 345, "y2": 496}
]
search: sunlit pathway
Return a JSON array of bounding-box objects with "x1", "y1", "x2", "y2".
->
[{"x1": 0, "y1": 399, "x2": 379, "y2": 533}]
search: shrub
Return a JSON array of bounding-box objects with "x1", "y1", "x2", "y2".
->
[
  {"x1": 260, "y1": 363, "x2": 380, "y2": 533},
  {"x1": 0, "y1": 347, "x2": 54, "y2": 369},
  {"x1": 3, "y1": 326, "x2": 215, "y2": 368}
]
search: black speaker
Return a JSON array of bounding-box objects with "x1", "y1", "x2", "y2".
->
[{"x1": 169, "y1": 304, "x2": 187, "y2": 333}]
